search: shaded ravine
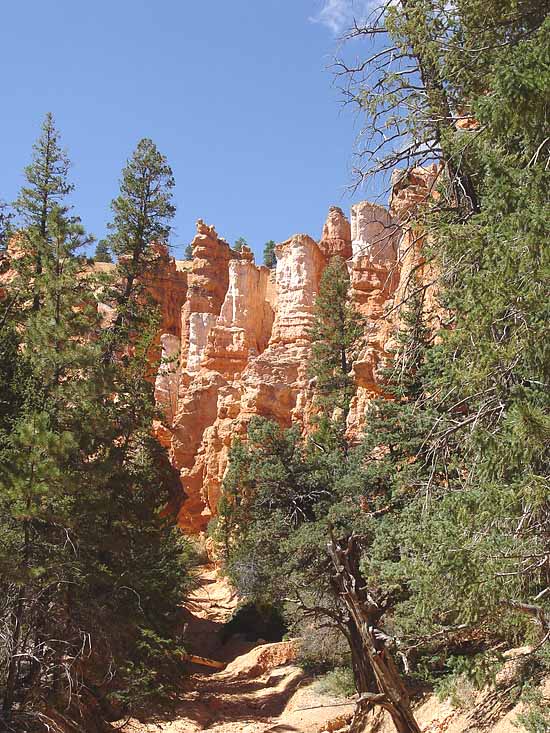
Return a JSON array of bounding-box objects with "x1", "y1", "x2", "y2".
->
[
  {"x1": 119, "y1": 567, "x2": 550, "y2": 733},
  {"x1": 120, "y1": 565, "x2": 354, "y2": 733}
]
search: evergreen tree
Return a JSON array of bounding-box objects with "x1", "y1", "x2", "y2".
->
[
  {"x1": 219, "y1": 419, "x2": 362, "y2": 666},
  {"x1": 398, "y1": 8, "x2": 550, "y2": 649},
  {"x1": 14, "y1": 113, "x2": 73, "y2": 312},
  {"x1": 219, "y1": 5, "x2": 550, "y2": 725},
  {"x1": 308, "y1": 256, "x2": 365, "y2": 446},
  {"x1": 0, "y1": 196, "x2": 105, "y2": 726},
  {"x1": 14, "y1": 114, "x2": 72, "y2": 233},
  {"x1": 220, "y1": 266, "x2": 427, "y2": 731},
  {"x1": 88, "y1": 137, "x2": 189, "y2": 715},
  {"x1": 263, "y1": 239, "x2": 276, "y2": 268},
  {"x1": 184, "y1": 242, "x2": 194, "y2": 260},
  {"x1": 0, "y1": 124, "x2": 190, "y2": 731},
  {"x1": 233, "y1": 236, "x2": 247, "y2": 253},
  {"x1": 94, "y1": 239, "x2": 113, "y2": 262},
  {"x1": 103, "y1": 138, "x2": 175, "y2": 360},
  {"x1": 337, "y1": 1, "x2": 550, "y2": 716}
]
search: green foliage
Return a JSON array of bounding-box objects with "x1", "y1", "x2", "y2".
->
[
  {"x1": 220, "y1": 4, "x2": 549, "y2": 699},
  {"x1": 315, "y1": 667, "x2": 356, "y2": 699},
  {"x1": 308, "y1": 256, "x2": 365, "y2": 446},
  {"x1": 107, "y1": 137, "x2": 175, "y2": 261},
  {"x1": 14, "y1": 113, "x2": 72, "y2": 233},
  {"x1": 0, "y1": 119, "x2": 190, "y2": 730},
  {"x1": 184, "y1": 242, "x2": 194, "y2": 260},
  {"x1": 233, "y1": 236, "x2": 247, "y2": 252},
  {"x1": 0, "y1": 201, "x2": 12, "y2": 251},
  {"x1": 218, "y1": 416, "x2": 360, "y2": 609},
  {"x1": 514, "y1": 684, "x2": 550, "y2": 733},
  {"x1": 324, "y1": 0, "x2": 550, "y2": 660},
  {"x1": 94, "y1": 239, "x2": 113, "y2": 262},
  {"x1": 435, "y1": 673, "x2": 477, "y2": 711},
  {"x1": 434, "y1": 653, "x2": 503, "y2": 709},
  {"x1": 218, "y1": 254, "x2": 441, "y2": 704},
  {"x1": 342, "y1": 0, "x2": 547, "y2": 211},
  {"x1": 103, "y1": 137, "x2": 175, "y2": 359},
  {"x1": 263, "y1": 239, "x2": 276, "y2": 268},
  {"x1": 391, "y1": 13, "x2": 550, "y2": 645}
]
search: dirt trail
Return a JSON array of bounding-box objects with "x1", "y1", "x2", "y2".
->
[
  {"x1": 121, "y1": 565, "x2": 354, "y2": 733},
  {"x1": 118, "y1": 566, "x2": 549, "y2": 733}
]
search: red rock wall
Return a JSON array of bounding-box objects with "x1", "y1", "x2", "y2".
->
[
  {"x1": 147, "y1": 173, "x2": 439, "y2": 533},
  {"x1": 0, "y1": 173, "x2": 436, "y2": 534}
]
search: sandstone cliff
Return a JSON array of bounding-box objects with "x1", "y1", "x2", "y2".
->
[
  {"x1": 0, "y1": 171, "x2": 437, "y2": 534},
  {"x1": 148, "y1": 169, "x2": 438, "y2": 533}
]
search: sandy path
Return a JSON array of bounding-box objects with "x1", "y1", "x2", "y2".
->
[
  {"x1": 123, "y1": 566, "x2": 547, "y2": 733},
  {"x1": 120, "y1": 565, "x2": 354, "y2": 733}
]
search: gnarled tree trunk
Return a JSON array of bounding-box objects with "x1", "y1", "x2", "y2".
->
[{"x1": 328, "y1": 533, "x2": 421, "y2": 733}]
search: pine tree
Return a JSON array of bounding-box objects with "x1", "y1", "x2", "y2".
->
[
  {"x1": 94, "y1": 239, "x2": 113, "y2": 262},
  {"x1": 0, "y1": 124, "x2": 190, "y2": 730},
  {"x1": 1, "y1": 116, "x2": 96, "y2": 723},
  {"x1": 103, "y1": 138, "x2": 175, "y2": 360},
  {"x1": 263, "y1": 240, "x2": 276, "y2": 268},
  {"x1": 14, "y1": 113, "x2": 73, "y2": 312},
  {"x1": 184, "y1": 242, "x2": 194, "y2": 260},
  {"x1": 233, "y1": 236, "x2": 247, "y2": 253},
  {"x1": 308, "y1": 256, "x2": 365, "y2": 447},
  {"x1": 87, "y1": 137, "x2": 190, "y2": 713},
  {"x1": 341, "y1": 2, "x2": 550, "y2": 710},
  {"x1": 400, "y1": 7, "x2": 550, "y2": 648},
  {"x1": 0, "y1": 200, "x2": 103, "y2": 726}
]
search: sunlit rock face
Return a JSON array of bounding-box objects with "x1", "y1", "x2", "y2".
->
[
  {"x1": 350, "y1": 201, "x2": 398, "y2": 263},
  {"x1": 0, "y1": 182, "x2": 438, "y2": 532},
  {"x1": 143, "y1": 243, "x2": 189, "y2": 339},
  {"x1": 202, "y1": 256, "x2": 274, "y2": 377},
  {"x1": 180, "y1": 220, "x2": 232, "y2": 370},
  {"x1": 0, "y1": 180, "x2": 438, "y2": 534},
  {"x1": 142, "y1": 176, "x2": 439, "y2": 533},
  {"x1": 154, "y1": 333, "x2": 181, "y2": 423},
  {"x1": 161, "y1": 226, "x2": 328, "y2": 532},
  {"x1": 318, "y1": 205, "x2": 352, "y2": 261},
  {"x1": 187, "y1": 313, "x2": 219, "y2": 373},
  {"x1": 270, "y1": 234, "x2": 326, "y2": 345},
  {"x1": 346, "y1": 204, "x2": 399, "y2": 441}
]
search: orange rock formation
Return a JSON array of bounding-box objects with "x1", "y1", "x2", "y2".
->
[
  {"x1": 0, "y1": 173, "x2": 438, "y2": 534},
  {"x1": 146, "y1": 171, "x2": 437, "y2": 533}
]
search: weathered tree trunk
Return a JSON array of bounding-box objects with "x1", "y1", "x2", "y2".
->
[
  {"x1": 2, "y1": 505, "x2": 32, "y2": 719},
  {"x1": 347, "y1": 620, "x2": 374, "y2": 695},
  {"x1": 328, "y1": 534, "x2": 421, "y2": 733}
]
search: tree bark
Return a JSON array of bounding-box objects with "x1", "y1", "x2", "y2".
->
[{"x1": 328, "y1": 533, "x2": 421, "y2": 733}]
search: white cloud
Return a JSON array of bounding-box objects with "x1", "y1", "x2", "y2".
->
[
  {"x1": 309, "y1": 0, "x2": 374, "y2": 34},
  {"x1": 310, "y1": 0, "x2": 351, "y2": 33}
]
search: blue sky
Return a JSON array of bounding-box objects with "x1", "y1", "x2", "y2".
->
[{"x1": 1, "y1": 0, "x2": 380, "y2": 260}]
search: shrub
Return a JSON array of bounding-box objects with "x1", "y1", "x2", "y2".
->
[
  {"x1": 296, "y1": 620, "x2": 350, "y2": 673},
  {"x1": 315, "y1": 667, "x2": 356, "y2": 699}
]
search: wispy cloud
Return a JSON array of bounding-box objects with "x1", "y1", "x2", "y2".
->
[{"x1": 309, "y1": 0, "x2": 373, "y2": 35}]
